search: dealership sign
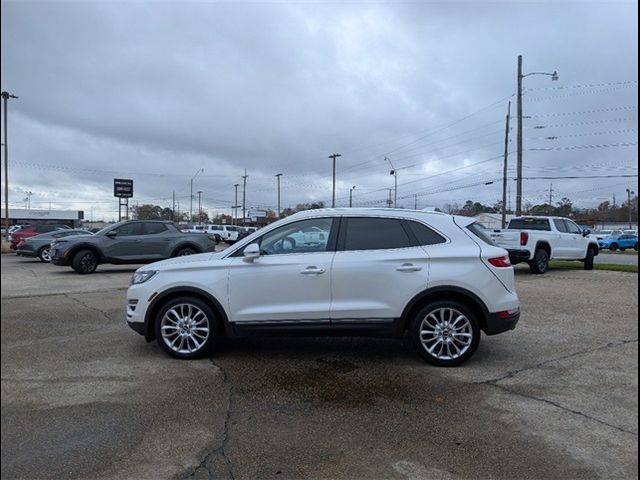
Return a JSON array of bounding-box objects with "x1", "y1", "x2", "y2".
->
[{"x1": 113, "y1": 178, "x2": 134, "y2": 198}]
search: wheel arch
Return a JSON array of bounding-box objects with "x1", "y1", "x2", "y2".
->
[
  {"x1": 534, "y1": 241, "x2": 551, "y2": 257},
  {"x1": 143, "y1": 286, "x2": 231, "y2": 341},
  {"x1": 67, "y1": 243, "x2": 104, "y2": 262},
  {"x1": 399, "y1": 286, "x2": 490, "y2": 335}
]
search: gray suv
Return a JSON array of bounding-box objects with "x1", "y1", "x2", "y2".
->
[{"x1": 51, "y1": 221, "x2": 217, "y2": 274}]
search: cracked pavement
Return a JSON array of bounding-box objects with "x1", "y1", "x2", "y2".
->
[{"x1": 1, "y1": 255, "x2": 638, "y2": 479}]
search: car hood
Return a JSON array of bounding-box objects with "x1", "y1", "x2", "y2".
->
[{"x1": 139, "y1": 250, "x2": 227, "y2": 271}]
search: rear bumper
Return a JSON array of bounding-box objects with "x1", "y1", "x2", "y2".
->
[
  {"x1": 485, "y1": 309, "x2": 520, "y2": 335},
  {"x1": 507, "y1": 249, "x2": 531, "y2": 265}
]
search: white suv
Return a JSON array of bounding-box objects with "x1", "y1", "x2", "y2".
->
[
  {"x1": 126, "y1": 209, "x2": 520, "y2": 366},
  {"x1": 188, "y1": 224, "x2": 240, "y2": 243}
]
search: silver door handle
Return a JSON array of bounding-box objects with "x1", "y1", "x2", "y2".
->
[
  {"x1": 301, "y1": 267, "x2": 325, "y2": 275},
  {"x1": 396, "y1": 263, "x2": 422, "y2": 272}
]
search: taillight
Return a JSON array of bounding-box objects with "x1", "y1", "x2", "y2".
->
[
  {"x1": 488, "y1": 256, "x2": 512, "y2": 268},
  {"x1": 520, "y1": 231, "x2": 529, "y2": 246}
]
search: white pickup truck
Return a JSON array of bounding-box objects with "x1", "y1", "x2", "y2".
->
[{"x1": 487, "y1": 216, "x2": 599, "y2": 274}]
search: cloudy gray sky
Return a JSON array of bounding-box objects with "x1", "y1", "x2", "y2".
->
[{"x1": 1, "y1": 0, "x2": 638, "y2": 221}]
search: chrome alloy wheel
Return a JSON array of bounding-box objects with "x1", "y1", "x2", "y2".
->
[
  {"x1": 419, "y1": 307, "x2": 473, "y2": 360},
  {"x1": 41, "y1": 248, "x2": 52, "y2": 262},
  {"x1": 160, "y1": 303, "x2": 210, "y2": 354}
]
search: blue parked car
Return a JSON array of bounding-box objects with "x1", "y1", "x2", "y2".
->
[{"x1": 598, "y1": 234, "x2": 638, "y2": 251}]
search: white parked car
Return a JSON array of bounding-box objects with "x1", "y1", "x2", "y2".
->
[
  {"x1": 188, "y1": 224, "x2": 240, "y2": 243},
  {"x1": 488, "y1": 216, "x2": 600, "y2": 274},
  {"x1": 594, "y1": 229, "x2": 623, "y2": 241},
  {"x1": 126, "y1": 208, "x2": 520, "y2": 366}
]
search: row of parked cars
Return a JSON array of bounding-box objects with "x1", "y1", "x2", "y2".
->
[{"x1": 8, "y1": 221, "x2": 246, "y2": 273}]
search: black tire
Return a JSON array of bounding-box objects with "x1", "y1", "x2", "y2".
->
[
  {"x1": 584, "y1": 247, "x2": 595, "y2": 270},
  {"x1": 174, "y1": 247, "x2": 197, "y2": 257},
  {"x1": 71, "y1": 249, "x2": 99, "y2": 274},
  {"x1": 529, "y1": 248, "x2": 549, "y2": 274},
  {"x1": 610, "y1": 243, "x2": 618, "y2": 251},
  {"x1": 409, "y1": 300, "x2": 481, "y2": 367},
  {"x1": 154, "y1": 296, "x2": 217, "y2": 359},
  {"x1": 634, "y1": 243, "x2": 638, "y2": 252},
  {"x1": 37, "y1": 246, "x2": 52, "y2": 263}
]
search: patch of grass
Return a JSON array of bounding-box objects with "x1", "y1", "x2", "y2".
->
[{"x1": 549, "y1": 260, "x2": 638, "y2": 273}]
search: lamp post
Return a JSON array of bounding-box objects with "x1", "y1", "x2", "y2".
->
[
  {"x1": 197, "y1": 191, "x2": 203, "y2": 225},
  {"x1": 275, "y1": 173, "x2": 283, "y2": 218},
  {"x1": 2, "y1": 91, "x2": 18, "y2": 238},
  {"x1": 190, "y1": 168, "x2": 204, "y2": 224},
  {"x1": 627, "y1": 188, "x2": 636, "y2": 229},
  {"x1": 25, "y1": 191, "x2": 32, "y2": 209},
  {"x1": 385, "y1": 157, "x2": 415, "y2": 208},
  {"x1": 349, "y1": 185, "x2": 356, "y2": 208},
  {"x1": 516, "y1": 55, "x2": 558, "y2": 216}
]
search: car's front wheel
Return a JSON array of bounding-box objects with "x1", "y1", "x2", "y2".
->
[
  {"x1": 71, "y1": 249, "x2": 99, "y2": 274},
  {"x1": 175, "y1": 247, "x2": 197, "y2": 257},
  {"x1": 410, "y1": 301, "x2": 480, "y2": 367},
  {"x1": 154, "y1": 297, "x2": 216, "y2": 359},
  {"x1": 610, "y1": 243, "x2": 618, "y2": 251},
  {"x1": 584, "y1": 247, "x2": 595, "y2": 270},
  {"x1": 37, "y1": 246, "x2": 52, "y2": 263}
]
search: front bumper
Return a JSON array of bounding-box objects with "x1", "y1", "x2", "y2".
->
[
  {"x1": 485, "y1": 309, "x2": 520, "y2": 335},
  {"x1": 506, "y1": 249, "x2": 531, "y2": 265}
]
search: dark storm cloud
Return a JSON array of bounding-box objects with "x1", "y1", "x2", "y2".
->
[{"x1": 1, "y1": 0, "x2": 637, "y2": 219}]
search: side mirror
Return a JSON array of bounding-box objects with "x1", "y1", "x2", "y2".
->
[
  {"x1": 243, "y1": 243, "x2": 261, "y2": 262},
  {"x1": 583, "y1": 229, "x2": 591, "y2": 236},
  {"x1": 106, "y1": 231, "x2": 118, "y2": 238}
]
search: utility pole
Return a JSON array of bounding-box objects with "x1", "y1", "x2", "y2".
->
[
  {"x1": 387, "y1": 189, "x2": 393, "y2": 208},
  {"x1": 275, "y1": 173, "x2": 282, "y2": 218},
  {"x1": 2, "y1": 91, "x2": 18, "y2": 238},
  {"x1": 627, "y1": 188, "x2": 636, "y2": 228},
  {"x1": 501, "y1": 101, "x2": 511, "y2": 229},
  {"x1": 414, "y1": 194, "x2": 418, "y2": 210},
  {"x1": 548, "y1": 183, "x2": 554, "y2": 214},
  {"x1": 241, "y1": 169, "x2": 248, "y2": 225},
  {"x1": 515, "y1": 55, "x2": 558, "y2": 216},
  {"x1": 25, "y1": 191, "x2": 32, "y2": 209},
  {"x1": 233, "y1": 183, "x2": 239, "y2": 225},
  {"x1": 349, "y1": 185, "x2": 356, "y2": 207},
  {"x1": 190, "y1": 168, "x2": 204, "y2": 224},
  {"x1": 329, "y1": 153, "x2": 341, "y2": 208},
  {"x1": 197, "y1": 191, "x2": 203, "y2": 225},
  {"x1": 172, "y1": 191, "x2": 176, "y2": 222}
]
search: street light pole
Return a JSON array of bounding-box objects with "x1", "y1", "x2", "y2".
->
[
  {"x1": 190, "y1": 168, "x2": 204, "y2": 224},
  {"x1": 2, "y1": 91, "x2": 18, "y2": 237},
  {"x1": 275, "y1": 173, "x2": 282, "y2": 218},
  {"x1": 241, "y1": 169, "x2": 248, "y2": 226},
  {"x1": 233, "y1": 183, "x2": 239, "y2": 225},
  {"x1": 627, "y1": 188, "x2": 636, "y2": 229},
  {"x1": 329, "y1": 153, "x2": 341, "y2": 208},
  {"x1": 197, "y1": 191, "x2": 203, "y2": 225},
  {"x1": 385, "y1": 157, "x2": 414, "y2": 208},
  {"x1": 516, "y1": 55, "x2": 558, "y2": 216},
  {"x1": 349, "y1": 185, "x2": 356, "y2": 207}
]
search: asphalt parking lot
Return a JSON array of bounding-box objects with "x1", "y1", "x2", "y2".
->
[{"x1": 1, "y1": 254, "x2": 638, "y2": 480}]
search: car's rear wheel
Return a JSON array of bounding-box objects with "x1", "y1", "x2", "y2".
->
[
  {"x1": 175, "y1": 247, "x2": 197, "y2": 257},
  {"x1": 410, "y1": 301, "x2": 480, "y2": 367},
  {"x1": 154, "y1": 297, "x2": 216, "y2": 359},
  {"x1": 529, "y1": 248, "x2": 549, "y2": 274},
  {"x1": 584, "y1": 247, "x2": 595, "y2": 270},
  {"x1": 71, "y1": 249, "x2": 98, "y2": 274},
  {"x1": 37, "y1": 246, "x2": 52, "y2": 263},
  {"x1": 610, "y1": 243, "x2": 618, "y2": 251},
  {"x1": 634, "y1": 243, "x2": 638, "y2": 251}
]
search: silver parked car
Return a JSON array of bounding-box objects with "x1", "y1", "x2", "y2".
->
[
  {"x1": 50, "y1": 220, "x2": 218, "y2": 274},
  {"x1": 16, "y1": 229, "x2": 93, "y2": 262}
]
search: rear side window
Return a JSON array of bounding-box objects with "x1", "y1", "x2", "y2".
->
[
  {"x1": 142, "y1": 223, "x2": 168, "y2": 235},
  {"x1": 343, "y1": 217, "x2": 412, "y2": 251},
  {"x1": 405, "y1": 220, "x2": 446, "y2": 246},
  {"x1": 467, "y1": 222, "x2": 498, "y2": 247},
  {"x1": 508, "y1": 218, "x2": 551, "y2": 231}
]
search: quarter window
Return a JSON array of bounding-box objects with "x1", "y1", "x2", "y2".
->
[
  {"x1": 405, "y1": 220, "x2": 446, "y2": 245},
  {"x1": 343, "y1": 217, "x2": 412, "y2": 251}
]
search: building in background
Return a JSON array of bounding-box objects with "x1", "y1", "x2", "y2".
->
[{"x1": 1, "y1": 208, "x2": 84, "y2": 228}]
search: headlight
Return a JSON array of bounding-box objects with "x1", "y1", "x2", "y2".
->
[{"x1": 131, "y1": 270, "x2": 158, "y2": 285}]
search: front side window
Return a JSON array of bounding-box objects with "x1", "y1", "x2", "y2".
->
[
  {"x1": 114, "y1": 223, "x2": 142, "y2": 236},
  {"x1": 564, "y1": 220, "x2": 582, "y2": 234},
  {"x1": 343, "y1": 217, "x2": 412, "y2": 251},
  {"x1": 554, "y1": 219, "x2": 568, "y2": 233},
  {"x1": 256, "y1": 218, "x2": 334, "y2": 255}
]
